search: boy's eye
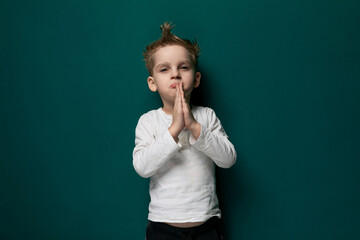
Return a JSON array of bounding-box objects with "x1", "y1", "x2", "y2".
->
[
  {"x1": 160, "y1": 68, "x2": 168, "y2": 72},
  {"x1": 180, "y1": 66, "x2": 189, "y2": 70}
]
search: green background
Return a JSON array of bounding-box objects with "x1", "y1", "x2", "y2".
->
[{"x1": 1, "y1": 0, "x2": 360, "y2": 239}]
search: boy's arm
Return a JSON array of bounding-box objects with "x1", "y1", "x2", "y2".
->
[
  {"x1": 133, "y1": 115, "x2": 181, "y2": 178},
  {"x1": 190, "y1": 108, "x2": 237, "y2": 168}
]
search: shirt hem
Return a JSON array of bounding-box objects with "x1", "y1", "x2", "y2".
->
[{"x1": 148, "y1": 213, "x2": 221, "y2": 223}]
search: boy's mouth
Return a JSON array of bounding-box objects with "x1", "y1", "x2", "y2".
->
[{"x1": 170, "y1": 82, "x2": 184, "y2": 88}]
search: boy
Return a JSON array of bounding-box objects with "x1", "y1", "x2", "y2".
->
[{"x1": 133, "y1": 22, "x2": 236, "y2": 239}]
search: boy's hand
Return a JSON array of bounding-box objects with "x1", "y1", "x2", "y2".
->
[
  {"x1": 168, "y1": 83, "x2": 185, "y2": 142},
  {"x1": 180, "y1": 84, "x2": 201, "y2": 140}
]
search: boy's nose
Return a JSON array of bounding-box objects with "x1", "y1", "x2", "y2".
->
[{"x1": 171, "y1": 70, "x2": 181, "y2": 79}]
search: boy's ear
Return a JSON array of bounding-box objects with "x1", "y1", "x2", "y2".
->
[
  {"x1": 147, "y1": 76, "x2": 157, "y2": 92},
  {"x1": 194, "y1": 72, "x2": 201, "y2": 88}
]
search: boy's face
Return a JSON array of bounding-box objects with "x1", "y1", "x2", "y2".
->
[{"x1": 147, "y1": 45, "x2": 201, "y2": 105}]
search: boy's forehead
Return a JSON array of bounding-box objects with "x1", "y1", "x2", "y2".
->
[{"x1": 153, "y1": 45, "x2": 191, "y2": 63}]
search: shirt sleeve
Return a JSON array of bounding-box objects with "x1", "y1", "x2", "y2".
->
[
  {"x1": 189, "y1": 108, "x2": 237, "y2": 168},
  {"x1": 132, "y1": 114, "x2": 181, "y2": 178}
]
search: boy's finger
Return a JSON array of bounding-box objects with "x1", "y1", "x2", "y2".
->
[
  {"x1": 176, "y1": 83, "x2": 182, "y2": 110},
  {"x1": 177, "y1": 83, "x2": 181, "y2": 100},
  {"x1": 176, "y1": 83, "x2": 180, "y2": 100},
  {"x1": 174, "y1": 89, "x2": 178, "y2": 107},
  {"x1": 180, "y1": 83, "x2": 184, "y2": 96},
  {"x1": 181, "y1": 96, "x2": 188, "y2": 113}
]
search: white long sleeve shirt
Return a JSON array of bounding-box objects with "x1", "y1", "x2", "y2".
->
[{"x1": 133, "y1": 106, "x2": 236, "y2": 223}]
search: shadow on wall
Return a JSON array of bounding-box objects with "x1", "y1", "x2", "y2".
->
[
  {"x1": 216, "y1": 164, "x2": 245, "y2": 237},
  {"x1": 192, "y1": 66, "x2": 244, "y2": 236},
  {"x1": 190, "y1": 66, "x2": 207, "y2": 107}
]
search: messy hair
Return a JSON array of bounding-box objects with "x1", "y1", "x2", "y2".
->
[{"x1": 143, "y1": 22, "x2": 200, "y2": 75}]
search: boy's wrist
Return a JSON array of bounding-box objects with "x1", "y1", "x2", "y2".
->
[
  {"x1": 168, "y1": 125, "x2": 181, "y2": 142},
  {"x1": 188, "y1": 122, "x2": 201, "y2": 140}
]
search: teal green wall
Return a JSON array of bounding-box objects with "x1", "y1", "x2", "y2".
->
[{"x1": 1, "y1": 0, "x2": 359, "y2": 239}]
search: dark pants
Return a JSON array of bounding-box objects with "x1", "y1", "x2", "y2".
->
[{"x1": 146, "y1": 217, "x2": 223, "y2": 240}]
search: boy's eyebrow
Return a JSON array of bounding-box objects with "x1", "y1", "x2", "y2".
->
[
  {"x1": 155, "y1": 62, "x2": 169, "y2": 69},
  {"x1": 179, "y1": 60, "x2": 192, "y2": 65},
  {"x1": 155, "y1": 60, "x2": 192, "y2": 69}
]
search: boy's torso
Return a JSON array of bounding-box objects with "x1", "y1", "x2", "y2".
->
[{"x1": 144, "y1": 106, "x2": 221, "y2": 223}]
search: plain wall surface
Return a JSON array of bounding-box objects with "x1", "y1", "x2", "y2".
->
[{"x1": 1, "y1": 0, "x2": 360, "y2": 239}]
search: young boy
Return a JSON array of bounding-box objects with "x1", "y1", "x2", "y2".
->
[{"x1": 133, "y1": 22, "x2": 236, "y2": 239}]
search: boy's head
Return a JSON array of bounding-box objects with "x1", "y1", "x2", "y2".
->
[
  {"x1": 144, "y1": 22, "x2": 201, "y2": 108},
  {"x1": 143, "y1": 22, "x2": 200, "y2": 76}
]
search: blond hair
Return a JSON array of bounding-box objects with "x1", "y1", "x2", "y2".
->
[{"x1": 143, "y1": 22, "x2": 200, "y2": 75}]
